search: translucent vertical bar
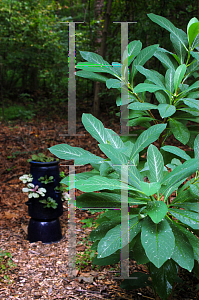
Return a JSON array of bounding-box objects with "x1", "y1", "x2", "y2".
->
[
  {"x1": 120, "y1": 23, "x2": 129, "y2": 136},
  {"x1": 68, "y1": 23, "x2": 76, "y2": 136},
  {"x1": 120, "y1": 164, "x2": 129, "y2": 278},
  {"x1": 67, "y1": 165, "x2": 76, "y2": 278}
]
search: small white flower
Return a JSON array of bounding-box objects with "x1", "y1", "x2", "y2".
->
[
  {"x1": 19, "y1": 174, "x2": 33, "y2": 183},
  {"x1": 22, "y1": 183, "x2": 46, "y2": 198}
]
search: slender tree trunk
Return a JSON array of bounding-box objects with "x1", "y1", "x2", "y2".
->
[{"x1": 93, "y1": 0, "x2": 112, "y2": 117}]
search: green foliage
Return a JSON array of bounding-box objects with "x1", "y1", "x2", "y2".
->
[
  {"x1": 49, "y1": 112, "x2": 199, "y2": 299},
  {"x1": 0, "y1": 249, "x2": 16, "y2": 283},
  {"x1": 39, "y1": 197, "x2": 58, "y2": 209},
  {"x1": 76, "y1": 14, "x2": 199, "y2": 148},
  {"x1": 0, "y1": 105, "x2": 35, "y2": 121},
  {"x1": 38, "y1": 175, "x2": 54, "y2": 184},
  {"x1": 27, "y1": 153, "x2": 57, "y2": 162}
]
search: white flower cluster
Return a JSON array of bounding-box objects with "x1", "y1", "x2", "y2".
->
[
  {"x1": 19, "y1": 174, "x2": 33, "y2": 183},
  {"x1": 22, "y1": 184, "x2": 46, "y2": 198},
  {"x1": 20, "y1": 174, "x2": 46, "y2": 198}
]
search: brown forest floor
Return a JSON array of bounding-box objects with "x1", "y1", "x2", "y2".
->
[{"x1": 0, "y1": 112, "x2": 199, "y2": 300}]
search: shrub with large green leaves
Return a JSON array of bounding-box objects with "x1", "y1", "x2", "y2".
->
[
  {"x1": 76, "y1": 14, "x2": 199, "y2": 149},
  {"x1": 49, "y1": 113, "x2": 199, "y2": 300}
]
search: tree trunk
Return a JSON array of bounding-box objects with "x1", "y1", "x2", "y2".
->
[{"x1": 93, "y1": 0, "x2": 112, "y2": 118}]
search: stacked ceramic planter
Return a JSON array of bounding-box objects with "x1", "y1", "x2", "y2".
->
[{"x1": 26, "y1": 160, "x2": 63, "y2": 243}]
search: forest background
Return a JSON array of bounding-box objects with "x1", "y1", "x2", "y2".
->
[{"x1": 0, "y1": 0, "x2": 199, "y2": 121}]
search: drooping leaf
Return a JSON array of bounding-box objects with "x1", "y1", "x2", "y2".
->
[
  {"x1": 133, "y1": 83, "x2": 162, "y2": 93},
  {"x1": 169, "y1": 221, "x2": 194, "y2": 272},
  {"x1": 75, "y1": 70, "x2": 107, "y2": 82},
  {"x1": 146, "y1": 201, "x2": 168, "y2": 223},
  {"x1": 148, "y1": 13, "x2": 188, "y2": 51},
  {"x1": 105, "y1": 128, "x2": 124, "y2": 149},
  {"x1": 130, "y1": 124, "x2": 167, "y2": 161},
  {"x1": 158, "y1": 104, "x2": 176, "y2": 118},
  {"x1": 182, "y1": 98, "x2": 199, "y2": 110},
  {"x1": 161, "y1": 145, "x2": 191, "y2": 160},
  {"x1": 154, "y1": 50, "x2": 176, "y2": 70},
  {"x1": 131, "y1": 44, "x2": 159, "y2": 80},
  {"x1": 169, "y1": 118, "x2": 190, "y2": 145},
  {"x1": 132, "y1": 234, "x2": 149, "y2": 264},
  {"x1": 97, "y1": 217, "x2": 141, "y2": 258},
  {"x1": 150, "y1": 260, "x2": 179, "y2": 300},
  {"x1": 161, "y1": 158, "x2": 199, "y2": 197},
  {"x1": 49, "y1": 144, "x2": 103, "y2": 165},
  {"x1": 106, "y1": 78, "x2": 122, "y2": 89},
  {"x1": 147, "y1": 144, "x2": 164, "y2": 183},
  {"x1": 82, "y1": 113, "x2": 107, "y2": 144},
  {"x1": 169, "y1": 208, "x2": 199, "y2": 230},
  {"x1": 141, "y1": 217, "x2": 175, "y2": 268},
  {"x1": 155, "y1": 90, "x2": 169, "y2": 104},
  {"x1": 170, "y1": 32, "x2": 187, "y2": 64},
  {"x1": 136, "y1": 66, "x2": 166, "y2": 89},
  {"x1": 76, "y1": 192, "x2": 123, "y2": 209},
  {"x1": 128, "y1": 102, "x2": 158, "y2": 111}
]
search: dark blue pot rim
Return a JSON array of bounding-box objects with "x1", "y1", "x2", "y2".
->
[{"x1": 29, "y1": 160, "x2": 59, "y2": 167}]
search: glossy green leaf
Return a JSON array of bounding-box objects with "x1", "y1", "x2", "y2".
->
[
  {"x1": 173, "y1": 202, "x2": 199, "y2": 213},
  {"x1": 105, "y1": 128, "x2": 124, "y2": 149},
  {"x1": 128, "y1": 102, "x2": 158, "y2": 110},
  {"x1": 177, "y1": 224, "x2": 199, "y2": 263},
  {"x1": 180, "y1": 80, "x2": 199, "y2": 96},
  {"x1": 174, "y1": 64, "x2": 186, "y2": 94},
  {"x1": 150, "y1": 260, "x2": 178, "y2": 300},
  {"x1": 158, "y1": 104, "x2": 176, "y2": 118},
  {"x1": 93, "y1": 251, "x2": 120, "y2": 266},
  {"x1": 128, "y1": 117, "x2": 153, "y2": 127},
  {"x1": 75, "y1": 70, "x2": 107, "y2": 83},
  {"x1": 169, "y1": 118, "x2": 190, "y2": 144},
  {"x1": 147, "y1": 144, "x2": 164, "y2": 183},
  {"x1": 49, "y1": 144, "x2": 103, "y2": 165},
  {"x1": 136, "y1": 66, "x2": 166, "y2": 89},
  {"x1": 155, "y1": 90, "x2": 169, "y2": 104},
  {"x1": 140, "y1": 182, "x2": 161, "y2": 196},
  {"x1": 161, "y1": 145, "x2": 191, "y2": 160},
  {"x1": 169, "y1": 222, "x2": 194, "y2": 271},
  {"x1": 133, "y1": 83, "x2": 162, "y2": 93},
  {"x1": 148, "y1": 13, "x2": 188, "y2": 51},
  {"x1": 194, "y1": 134, "x2": 199, "y2": 158},
  {"x1": 97, "y1": 217, "x2": 141, "y2": 258},
  {"x1": 146, "y1": 201, "x2": 168, "y2": 223},
  {"x1": 131, "y1": 44, "x2": 159, "y2": 79},
  {"x1": 154, "y1": 50, "x2": 176, "y2": 70},
  {"x1": 165, "y1": 68, "x2": 175, "y2": 94},
  {"x1": 169, "y1": 208, "x2": 199, "y2": 230},
  {"x1": 188, "y1": 21, "x2": 199, "y2": 47},
  {"x1": 132, "y1": 234, "x2": 149, "y2": 264},
  {"x1": 99, "y1": 144, "x2": 128, "y2": 165},
  {"x1": 191, "y1": 34, "x2": 199, "y2": 49},
  {"x1": 182, "y1": 98, "x2": 199, "y2": 111},
  {"x1": 141, "y1": 217, "x2": 175, "y2": 268},
  {"x1": 122, "y1": 40, "x2": 142, "y2": 65},
  {"x1": 80, "y1": 51, "x2": 112, "y2": 68},
  {"x1": 76, "y1": 62, "x2": 116, "y2": 76},
  {"x1": 82, "y1": 113, "x2": 107, "y2": 144},
  {"x1": 90, "y1": 220, "x2": 120, "y2": 242},
  {"x1": 74, "y1": 175, "x2": 141, "y2": 192},
  {"x1": 130, "y1": 124, "x2": 167, "y2": 161},
  {"x1": 161, "y1": 158, "x2": 199, "y2": 196},
  {"x1": 170, "y1": 32, "x2": 187, "y2": 64},
  {"x1": 76, "y1": 192, "x2": 123, "y2": 209},
  {"x1": 106, "y1": 78, "x2": 122, "y2": 89}
]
